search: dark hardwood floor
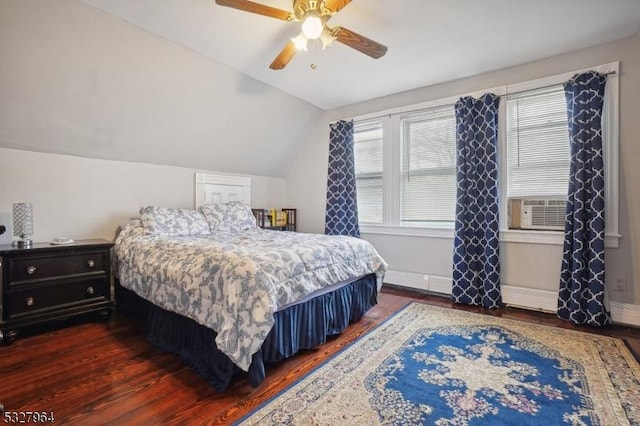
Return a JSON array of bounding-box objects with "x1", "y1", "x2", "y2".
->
[{"x1": 1, "y1": 286, "x2": 639, "y2": 425}]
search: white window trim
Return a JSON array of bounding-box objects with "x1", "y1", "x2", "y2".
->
[
  {"x1": 360, "y1": 226, "x2": 619, "y2": 248},
  {"x1": 357, "y1": 63, "x2": 620, "y2": 248},
  {"x1": 361, "y1": 223, "x2": 455, "y2": 239}
]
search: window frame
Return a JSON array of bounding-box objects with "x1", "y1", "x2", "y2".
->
[
  {"x1": 354, "y1": 62, "x2": 620, "y2": 248},
  {"x1": 399, "y1": 106, "x2": 458, "y2": 226},
  {"x1": 498, "y1": 62, "x2": 619, "y2": 248},
  {"x1": 353, "y1": 93, "x2": 470, "y2": 236}
]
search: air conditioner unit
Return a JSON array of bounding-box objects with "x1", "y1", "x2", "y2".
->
[{"x1": 508, "y1": 198, "x2": 566, "y2": 231}]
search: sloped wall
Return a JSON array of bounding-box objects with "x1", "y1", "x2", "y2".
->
[{"x1": 0, "y1": 0, "x2": 321, "y2": 178}]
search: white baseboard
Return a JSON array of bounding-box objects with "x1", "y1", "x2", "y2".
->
[
  {"x1": 501, "y1": 285, "x2": 557, "y2": 313},
  {"x1": 384, "y1": 270, "x2": 452, "y2": 295},
  {"x1": 610, "y1": 301, "x2": 640, "y2": 326},
  {"x1": 383, "y1": 269, "x2": 640, "y2": 327},
  {"x1": 384, "y1": 270, "x2": 430, "y2": 292},
  {"x1": 497, "y1": 285, "x2": 640, "y2": 327}
]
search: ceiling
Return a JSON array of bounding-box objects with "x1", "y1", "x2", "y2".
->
[{"x1": 80, "y1": 0, "x2": 640, "y2": 110}]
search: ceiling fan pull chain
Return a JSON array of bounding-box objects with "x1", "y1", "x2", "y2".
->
[{"x1": 310, "y1": 38, "x2": 319, "y2": 70}]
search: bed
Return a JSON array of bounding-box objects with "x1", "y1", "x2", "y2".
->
[{"x1": 113, "y1": 175, "x2": 387, "y2": 391}]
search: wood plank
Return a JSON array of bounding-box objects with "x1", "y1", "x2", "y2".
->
[{"x1": 0, "y1": 287, "x2": 637, "y2": 424}]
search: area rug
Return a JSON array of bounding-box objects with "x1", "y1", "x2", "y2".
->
[{"x1": 237, "y1": 302, "x2": 640, "y2": 425}]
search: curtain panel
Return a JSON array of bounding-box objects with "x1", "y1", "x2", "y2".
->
[
  {"x1": 325, "y1": 120, "x2": 360, "y2": 237},
  {"x1": 451, "y1": 94, "x2": 502, "y2": 309},
  {"x1": 557, "y1": 71, "x2": 609, "y2": 326}
]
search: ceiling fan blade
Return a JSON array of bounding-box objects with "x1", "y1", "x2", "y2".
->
[
  {"x1": 333, "y1": 26, "x2": 387, "y2": 59},
  {"x1": 214, "y1": 0, "x2": 293, "y2": 21},
  {"x1": 324, "y1": 0, "x2": 352, "y2": 14},
  {"x1": 270, "y1": 41, "x2": 297, "y2": 70}
]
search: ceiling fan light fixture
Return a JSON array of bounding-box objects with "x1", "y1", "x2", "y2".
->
[
  {"x1": 301, "y1": 14, "x2": 323, "y2": 40},
  {"x1": 213, "y1": 0, "x2": 388, "y2": 70},
  {"x1": 292, "y1": 33, "x2": 308, "y2": 51}
]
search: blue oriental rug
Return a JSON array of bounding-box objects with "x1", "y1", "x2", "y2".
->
[{"x1": 237, "y1": 302, "x2": 640, "y2": 425}]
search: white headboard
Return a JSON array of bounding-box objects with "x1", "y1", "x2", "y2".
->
[{"x1": 194, "y1": 173, "x2": 251, "y2": 208}]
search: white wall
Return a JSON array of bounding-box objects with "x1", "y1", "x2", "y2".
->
[
  {"x1": 0, "y1": 148, "x2": 285, "y2": 243},
  {"x1": 286, "y1": 34, "x2": 640, "y2": 307},
  {"x1": 0, "y1": 0, "x2": 321, "y2": 178},
  {"x1": 0, "y1": 0, "x2": 304, "y2": 244}
]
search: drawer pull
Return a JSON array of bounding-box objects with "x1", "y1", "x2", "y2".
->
[
  {"x1": 87, "y1": 259, "x2": 95, "y2": 268},
  {"x1": 86, "y1": 286, "x2": 95, "y2": 295},
  {"x1": 27, "y1": 265, "x2": 36, "y2": 275},
  {"x1": 26, "y1": 297, "x2": 34, "y2": 306}
]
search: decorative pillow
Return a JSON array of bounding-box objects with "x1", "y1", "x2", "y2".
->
[
  {"x1": 139, "y1": 206, "x2": 211, "y2": 237},
  {"x1": 199, "y1": 201, "x2": 257, "y2": 233}
]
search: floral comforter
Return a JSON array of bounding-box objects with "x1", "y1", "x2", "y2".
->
[{"x1": 114, "y1": 220, "x2": 387, "y2": 371}]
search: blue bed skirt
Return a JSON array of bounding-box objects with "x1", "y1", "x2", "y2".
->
[{"x1": 116, "y1": 274, "x2": 378, "y2": 391}]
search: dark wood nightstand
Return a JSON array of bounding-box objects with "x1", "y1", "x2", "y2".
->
[{"x1": 0, "y1": 239, "x2": 114, "y2": 343}]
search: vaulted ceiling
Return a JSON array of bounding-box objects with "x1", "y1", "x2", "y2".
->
[
  {"x1": 2, "y1": 0, "x2": 640, "y2": 179},
  {"x1": 80, "y1": 0, "x2": 640, "y2": 109}
]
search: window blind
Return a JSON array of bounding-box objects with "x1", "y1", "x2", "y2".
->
[
  {"x1": 400, "y1": 107, "x2": 457, "y2": 224},
  {"x1": 354, "y1": 121, "x2": 383, "y2": 223},
  {"x1": 506, "y1": 86, "x2": 571, "y2": 198}
]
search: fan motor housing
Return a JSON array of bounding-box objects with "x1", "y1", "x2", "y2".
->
[{"x1": 293, "y1": 0, "x2": 324, "y2": 20}]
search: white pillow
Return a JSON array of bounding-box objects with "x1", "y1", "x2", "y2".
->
[
  {"x1": 199, "y1": 201, "x2": 257, "y2": 233},
  {"x1": 139, "y1": 206, "x2": 211, "y2": 237}
]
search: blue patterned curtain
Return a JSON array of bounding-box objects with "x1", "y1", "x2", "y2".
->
[
  {"x1": 557, "y1": 71, "x2": 609, "y2": 326},
  {"x1": 451, "y1": 94, "x2": 501, "y2": 309},
  {"x1": 325, "y1": 120, "x2": 360, "y2": 237}
]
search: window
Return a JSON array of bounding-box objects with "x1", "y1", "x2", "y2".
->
[
  {"x1": 400, "y1": 108, "x2": 457, "y2": 225},
  {"x1": 353, "y1": 104, "x2": 458, "y2": 229},
  {"x1": 504, "y1": 86, "x2": 571, "y2": 231},
  {"x1": 351, "y1": 62, "x2": 619, "y2": 246},
  {"x1": 354, "y1": 121, "x2": 383, "y2": 224},
  {"x1": 506, "y1": 86, "x2": 571, "y2": 199}
]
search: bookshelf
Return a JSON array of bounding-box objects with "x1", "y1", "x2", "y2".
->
[{"x1": 252, "y1": 208, "x2": 297, "y2": 232}]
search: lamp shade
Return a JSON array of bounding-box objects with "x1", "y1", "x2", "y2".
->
[{"x1": 13, "y1": 203, "x2": 33, "y2": 247}]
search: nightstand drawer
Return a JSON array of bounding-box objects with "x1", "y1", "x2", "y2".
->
[
  {"x1": 6, "y1": 277, "x2": 109, "y2": 319},
  {"x1": 9, "y1": 251, "x2": 107, "y2": 283}
]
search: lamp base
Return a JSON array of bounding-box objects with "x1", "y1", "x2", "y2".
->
[{"x1": 12, "y1": 239, "x2": 32, "y2": 248}]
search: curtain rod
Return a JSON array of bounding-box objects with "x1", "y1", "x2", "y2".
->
[
  {"x1": 331, "y1": 70, "x2": 617, "y2": 125},
  {"x1": 505, "y1": 69, "x2": 616, "y2": 98}
]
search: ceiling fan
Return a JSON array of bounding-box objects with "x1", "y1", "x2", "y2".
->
[{"x1": 214, "y1": 0, "x2": 388, "y2": 70}]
